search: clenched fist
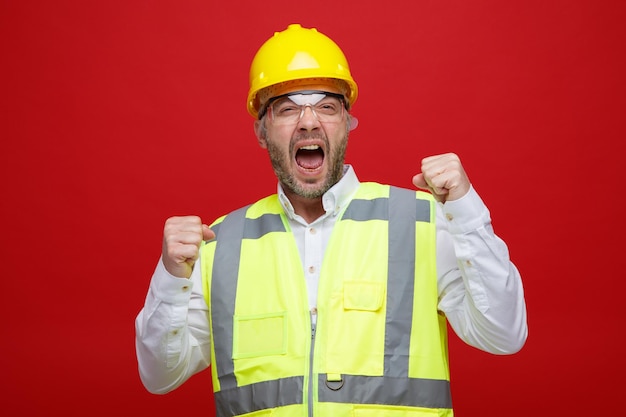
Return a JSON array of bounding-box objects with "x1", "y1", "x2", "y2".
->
[
  {"x1": 412, "y1": 153, "x2": 471, "y2": 203},
  {"x1": 162, "y1": 216, "x2": 215, "y2": 278}
]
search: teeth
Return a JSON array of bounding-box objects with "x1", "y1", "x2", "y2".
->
[{"x1": 299, "y1": 145, "x2": 320, "y2": 150}]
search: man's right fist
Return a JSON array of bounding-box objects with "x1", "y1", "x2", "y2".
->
[{"x1": 162, "y1": 216, "x2": 215, "y2": 278}]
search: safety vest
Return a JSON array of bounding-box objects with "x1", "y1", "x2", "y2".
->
[{"x1": 201, "y1": 182, "x2": 453, "y2": 417}]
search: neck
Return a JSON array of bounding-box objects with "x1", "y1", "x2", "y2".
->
[{"x1": 284, "y1": 190, "x2": 325, "y2": 224}]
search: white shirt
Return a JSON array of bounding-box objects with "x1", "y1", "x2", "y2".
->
[{"x1": 135, "y1": 165, "x2": 528, "y2": 394}]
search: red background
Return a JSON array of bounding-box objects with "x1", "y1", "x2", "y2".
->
[{"x1": 2, "y1": 1, "x2": 624, "y2": 415}]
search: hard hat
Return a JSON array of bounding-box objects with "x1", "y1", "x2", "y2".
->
[{"x1": 247, "y1": 24, "x2": 358, "y2": 119}]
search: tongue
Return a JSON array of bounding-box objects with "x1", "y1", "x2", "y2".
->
[{"x1": 296, "y1": 149, "x2": 324, "y2": 169}]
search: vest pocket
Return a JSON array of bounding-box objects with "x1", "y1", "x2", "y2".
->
[
  {"x1": 232, "y1": 312, "x2": 287, "y2": 359},
  {"x1": 325, "y1": 281, "x2": 386, "y2": 375}
]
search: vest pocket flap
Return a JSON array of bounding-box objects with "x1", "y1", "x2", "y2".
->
[{"x1": 343, "y1": 281, "x2": 385, "y2": 311}]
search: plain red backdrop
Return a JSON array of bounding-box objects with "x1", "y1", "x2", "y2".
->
[{"x1": 1, "y1": 1, "x2": 624, "y2": 415}]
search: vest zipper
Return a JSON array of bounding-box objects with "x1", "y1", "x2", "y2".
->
[{"x1": 308, "y1": 316, "x2": 316, "y2": 417}]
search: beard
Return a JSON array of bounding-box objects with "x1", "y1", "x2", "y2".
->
[{"x1": 265, "y1": 131, "x2": 348, "y2": 199}]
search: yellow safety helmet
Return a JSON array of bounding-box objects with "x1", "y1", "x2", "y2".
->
[{"x1": 247, "y1": 24, "x2": 358, "y2": 119}]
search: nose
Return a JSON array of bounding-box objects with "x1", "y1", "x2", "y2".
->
[{"x1": 297, "y1": 105, "x2": 321, "y2": 131}]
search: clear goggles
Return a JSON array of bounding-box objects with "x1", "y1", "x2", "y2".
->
[{"x1": 261, "y1": 90, "x2": 346, "y2": 125}]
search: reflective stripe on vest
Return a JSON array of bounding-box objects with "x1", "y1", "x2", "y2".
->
[{"x1": 206, "y1": 184, "x2": 451, "y2": 416}]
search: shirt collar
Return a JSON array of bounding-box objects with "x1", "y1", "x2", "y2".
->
[{"x1": 277, "y1": 164, "x2": 360, "y2": 220}]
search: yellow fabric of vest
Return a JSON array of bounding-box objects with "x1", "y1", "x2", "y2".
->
[{"x1": 201, "y1": 183, "x2": 453, "y2": 417}]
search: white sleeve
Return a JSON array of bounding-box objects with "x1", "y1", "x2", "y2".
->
[
  {"x1": 134, "y1": 256, "x2": 212, "y2": 393},
  {"x1": 436, "y1": 186, "x2": 528, "y2": 354}
]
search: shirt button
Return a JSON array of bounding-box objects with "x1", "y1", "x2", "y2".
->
[
  {"x1": 182, "y1": 285, "x2": 190, "y2": 292},
  {"x1": 308, "y1": 266, "x2": 315, "y2": 274},
  {"x1": 309, "y1": 227, "x2": 316, "y2": 235},
  {"x1": 311, "y1": 307, "x2": 318, "y2": 315},
  {"x1": 445, "y1": 213, "x2": 454, "y2": 221}
]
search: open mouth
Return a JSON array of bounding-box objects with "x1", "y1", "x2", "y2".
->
[{"x1": 295, "y1": 145, "x2": 324, "y2": 170}]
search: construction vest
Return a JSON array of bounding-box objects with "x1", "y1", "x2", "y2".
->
[{"x1": 201, "y1": 182, "x2": 453, "y2": 417}]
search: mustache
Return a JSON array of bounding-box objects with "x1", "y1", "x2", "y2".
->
[
  {"x1": 291, "y1": 131, "x2": 327, "y2": 143},
  {"x1": 290, "y1": 132, "x2": 328, "y2": 153}
]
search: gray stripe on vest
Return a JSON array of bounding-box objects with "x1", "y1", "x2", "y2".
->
[
  {"x1": 210, "y1": 222, "x2": 221, "y2": 238},
  {"x1": 317, "y1": 374, "x2": 452, "y2": 409},
  {"x1": 210, "y1": 213, "x2": 285, "y2": 242},
  {"x1": 214, "y1": 376, "x2": 304, "y2": 417},
  {"x1": 342, "y1": 192, "x2": 431, "y2": 223},
  {"x1": 243, "y1": 213, "x2": 286, "y2": 239},
  {"x1": 211, "y1": 205, "x2": 249, "y2": 391},
  {"x1": 385, "y1": 186, "x2": 417, "y2": 378},
  {"x1": 342, "y1": 197, "x2": 388, "y2": 221}
]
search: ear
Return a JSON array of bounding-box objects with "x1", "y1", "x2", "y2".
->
[
  {"x1": 349, "y1": 115, "x2": 359, "y2": 131},
  {"x1": 254, "y1": 120, "x2": 268, "y2": 149}
]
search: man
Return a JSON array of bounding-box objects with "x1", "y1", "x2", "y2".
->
[{"x1": 135, "y1": 23, "x2": 527, "y2": 416}]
